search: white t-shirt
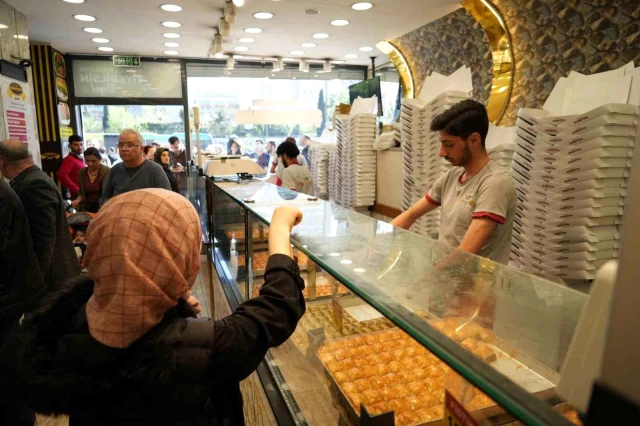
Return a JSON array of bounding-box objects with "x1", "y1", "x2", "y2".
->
[
  {"x1": 427, "y1": 161, "x2": 517, "y2": 264},
  {"x1": 275, "y1": 155, "x2": 308, "y2": 179},
  {"x1": 281, "y1": 164, "x2": 314, "y2": 196}
]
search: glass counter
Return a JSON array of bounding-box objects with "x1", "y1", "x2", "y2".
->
[{"x1": 208, "y1": 178, "x2": 588, "y2": 426}]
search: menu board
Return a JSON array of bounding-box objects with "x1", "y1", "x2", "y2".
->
[
  {"x1": 53, "y1": 50, "x2": 72, "y2": 132},
  {"x1": 72, "y1": 59, "x2": 182, "y2": 98},
  {"x1": 0, "y1": 74, "x2": 40, "y2": 166}
]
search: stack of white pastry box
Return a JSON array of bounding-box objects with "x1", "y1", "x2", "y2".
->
[
  {"x1": 400, "y1": 92, "x2": 467, "y2": 238},
  {"x1": 333, "y1": 113, "x2": 377, "y2": 208},
  {"x1": 486, "y1": 124, "x2": 517, "y2": 172},
  {"x1": 308, "y1": 141, "x2": 335, "y2": 200},
  {"x1": 510, "y1": 103, "x2": 638, "y2": 280}
]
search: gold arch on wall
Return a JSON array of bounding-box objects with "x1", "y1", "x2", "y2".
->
[
  {"x1": 462, "y1": 0, "x2": 514, "y2": 124},
  {"x1": 376, "y1": 41, "x2": 415, "y2": 99}
]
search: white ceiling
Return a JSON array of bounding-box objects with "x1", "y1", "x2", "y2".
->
[{"x1": 8, "y1": 0, "x2": 460, "y2": 66}]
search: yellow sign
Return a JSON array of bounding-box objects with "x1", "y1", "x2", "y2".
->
[{"x1": 60, "y1": 126, "x2": 73, "y2": 140}]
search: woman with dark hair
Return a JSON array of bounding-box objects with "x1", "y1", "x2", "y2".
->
[
  {"x1": 143, "y1": 145, "x2": 156, "y2": 161},
  {"x1": 154, "y1": 148, "x2": 180, "y2": 194},
  {"x1": 72, "y1": 147, "x2": 110, "y2": 213},
  {"x1": 227, "y1": 138, "x2": 242, "y2": 155}
]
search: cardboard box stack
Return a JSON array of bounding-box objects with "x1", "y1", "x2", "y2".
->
[
  {"x1": 333, "y1": 113, "x2": 377, "y2": 208},
  {"x1": 510, "y1": 62, "x2": 640, "y2": 281},
  {"x1": 308, "y1": 140, "x2": 336, "y2": 200}
]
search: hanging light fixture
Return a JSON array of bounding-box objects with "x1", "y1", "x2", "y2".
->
[
  {"x1": 210, "y1": 32, "x2": 223, "y2": 56},
  {"x1": 227, "y1": 57, "x2": 235, "y2": 70},
  {"x1": 299, "y1": 59, "x2": 309, "y2": 72},
  {"x1": 219, "y1": 17, "x2": 231, "y2": 37},
  {"x1": 323, "y1": 60, "x2": 332, "y2": 73},
  {"x1": 273, "y1": 57, "x2": 283, "y2": 72},
  {"x1": 232, "y1": 0, "x2": 245, "y2": 6},
  {"x1": 224, "y1": 1, "x2": 237, "y2": 24}
]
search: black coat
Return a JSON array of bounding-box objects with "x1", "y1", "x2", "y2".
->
[
  {"x1": 6, "y1": 254, "x2": 306, "y2": 425},
  {"x1": 0, "y1": 180, "x2": 46, "y2": 321},
  {"x1": 10, "y1": 166, "x2": 81, "y2": 291}
]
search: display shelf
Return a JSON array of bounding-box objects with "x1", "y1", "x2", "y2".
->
[{"x1": 210, "y1": 179, "x2": 589, "y2": 426}]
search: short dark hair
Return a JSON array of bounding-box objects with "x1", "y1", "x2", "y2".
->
[
  {"x1": 84, "y1": 147, "x2": 101, "y2": 159},
  {"x1": 169, "y1": 136, "x2": 180, "y2": 145},
  {"x1": 69, "y1": 135, "x2": 83, "y2": 144},
  {"x1": 267, "y1": 141, "x2": 276, "y2": 149},
  {"x1": 430, "y1": 100, "x2": 489, "y2": 147},
  {"x1": 284, "y1": 136, "x2": 296, "y2": 144},
  {"x1": 152, "y1": 142, "x2": 160, "y2": 147},
  {"x1": 143, "y1": 145, "x2": 154, "y2": 155},
  {"x1": 276, "y1": 141, "x2": 300, "y2": 159}
]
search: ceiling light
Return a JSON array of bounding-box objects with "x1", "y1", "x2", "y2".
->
[
  {"x1": 359, "y1": 46, "x2": 373, "y2": 52},
  {"x1": 214, "y1": 52, "x2": 225, "y2": 58},
  {"x1": 323, "y1": 60, "x2": 332, "y2": 72},
  {"x1": 331, "y1": 19, "x2": 350, "y2": 26},
  {"x1": 164, "y1": 42, "x2": 180, "y2": 47},
  {"x1": 212, "y1": 33, "x2": 223, "y2": 55},
  {"x1": 91, "y1": 38, "x2": 109, "y2": 43},
  {"x1": 301, "y1": 42, "x2": 316, "y2": 48},
  {"x1": 63, "y1": 0, "x2": 84, "y2": 3},
  {"x1": 340, "y1": 259, "x2": 353, "y2": 265},
  {"x1": 329, "y1": 252, "x2": 341, "y2": 257},
  {"x1": 354, "y1": 268, "x2": 366, "y2": 273},
  {"x1": 219, "y1": 18, "x2": 231, "y2": 36},
  {"x1": 227, "y1": 57, "x2": 235, "y2": 70},
  {"x1": 83, "y1": 27, "x2": 103, "y2": 33},
  {"x1": 299, "y1": 59, "x2": 307, "y2": 72},
  {"x1": 0, "y1": 24, "x2": 7, "y2": 29},
  {"x1": 238, "y1": 37, "x2": 254, "y2": 43},
  {"x1": 160, "y1": 4, "x2": 182, "y2": 12},
  {"x1": 244, "y1": 27, "x2": 262, "y2": 33},
  {"x1": 290, "y1": 50, "x2": 304, "y2": 55},
  {"x1": 312, "y1": 33, "x2": 329, "y2": 39},
  {"x1": 345, "y1": 54, "x2": 358, "y2": 58},
  {"x1": 164, "y1": 50, "x2": 179, "y2": 55},
  {"x1": 232, "y1": 0, "x2": 245, "y2": 6},
  {"x1": 234, "y1": 46, "x2": 249, "y2": 51},
  {"x1": 98, "y1": 46, "x2": 114, "y2": 52},
  {"x1": 73, "y1": 14, "x2": 97, "y2": 22},
  {"x1": 253, "y1": 12, "x2": 273, "y2": 19},
  {"x1": 352, "y1": 2, "x2": 373, "y2": 10},
  {"x1": 162, "y1": 21, "x2": 181, "y2": 28},
  {"x1": 331, "y1": 60, "x2": 345, "y2": 64},
  {"x1": 13, "y1": 35, "x2": 28, "y2": 40},
  {"x1": 163, "y1": 32, "x2": 181, "y2": 38},
  {"x1": 224, "y1": 2, "x2": 237, "y2": 23}
]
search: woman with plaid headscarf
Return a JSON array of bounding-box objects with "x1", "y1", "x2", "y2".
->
[{"x1": 5, "y1": 189, "x2": 306, "y2": 425}]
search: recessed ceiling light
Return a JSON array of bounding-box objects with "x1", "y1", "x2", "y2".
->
[
  {"x1": 234, "y1": 46, "x2": 249, "y2": 51},
  {"x1": 160, "y1": 4, "x2": 182, "y2": 12},
  {"x1": 354, "y1": 268, "x2": 366, "y2": 273},
  {"x1": 352, "y1": 2, "x2": 373, "y2": 10},
  {"x1": 98, "y1": 46, "x2": 114, "y2": 52},
  {"x1": 244, "y1": 27, "x2": 262, "y2": 33},
  {"x1": 232, "y1": 0, "x2": 245, "y2": 6},
  {"x1": 238, "y1": 37, "x2": 254, "y2": 43},
  {"x1": 164, "y1": 42, "x2": 180, "y2": 47},
  {"x1": 73, "y1": 14, "x2": 97, "y2": 22},
  {"x1": 164, "y1": 50, "x2": 179, "y2": 55},
  {"x1": 331, "y1": 60, "x2": 346, "y2": 64},
  {"x1": 92, "y1": 38, "x2": 109, "y2": 43},
  {"x1": 345, "y1": 54, "x2": 358, "y2": 58},
  {"x1": 312, "y1": 33, "x2": 329, "y2": 39},
  {"x1": 301, "y1": 42, "x2": 317, "y2": 48},
  {"x1": 359, "y1": 46, "x2": 373, "y2": 52},
  {"x1": 162, "y1": 21, "x2": 181, "y2": 28},
  {"x1": 290, "y1": 50, "x2": 304, "y2": 55},
  {"x1": 253, "y1": 12, "x2": 273, "y2": 19},
  {"x1": 63, "y1": 0, "x2": 85, "y2": 3},
  {"x1": 83, "y1": 27, "x2": 103, "y2": 33},
  {"x1": 163, "y1": 32, "x2": 181, "y2": 38},
  {"x1": 0, "y1": 24, "x2": 7, "y2": 29},
  {"x1": 331, "y1": 19, "x2": 350, "y2": 26}
]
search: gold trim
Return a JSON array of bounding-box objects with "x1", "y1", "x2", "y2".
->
[
  {"x1": 462, "y1": 0, "x2": 514, "y2": 124},
  {"x1": 376, "y1": 41, "x2": 414, "y2": 99}
]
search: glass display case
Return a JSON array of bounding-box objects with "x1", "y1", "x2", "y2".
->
[{"x1": 206, "y1": 178, "x2": 589, "y2": 426}]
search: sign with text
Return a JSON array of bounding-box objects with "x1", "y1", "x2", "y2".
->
[
  {"x1": 72, "y1": 59, "x2": 182, "y2": 98},
  {"x1": 444, "y1": 391, "x2": 480, "y2": 426},
  {"x1": 0, "y1": 75, "x2": 40, "y2": 166},
  {"x1": 113, "y1": 55, "x2": 141, "y2": 67}
]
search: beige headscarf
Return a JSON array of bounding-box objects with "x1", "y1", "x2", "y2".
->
[{"x1": 83, "y1": 189, "x2": 202, "y2": 348}]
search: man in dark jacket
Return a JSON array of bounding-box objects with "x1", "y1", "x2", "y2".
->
[
  {"x1": 0, "y1": 140, "x2": 81, "y2": 291},
  {"x1": 0, "y1": 179, "x2": 45, "y2": 425}
]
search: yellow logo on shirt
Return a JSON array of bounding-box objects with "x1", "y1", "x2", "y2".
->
[{"x1": 459, "y1": 195, "x2": 477, "y2": 208}]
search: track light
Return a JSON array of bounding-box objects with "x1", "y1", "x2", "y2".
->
[
  {"x1": 219, "y1": 17, "x2": 231, "y2": 37},
  {"x1": 224, "y1": 2, "x2": 237, "y2": 24}
]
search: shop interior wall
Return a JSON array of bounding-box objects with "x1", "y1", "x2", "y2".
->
[{"x1": 392, "y1": 0, "x2": 640, "y2": 126}]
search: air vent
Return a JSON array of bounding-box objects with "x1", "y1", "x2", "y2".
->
[{"x1": 305, "y1": 9, "x2": 320, "y2": 15}]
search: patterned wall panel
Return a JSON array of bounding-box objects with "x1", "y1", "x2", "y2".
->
[
  {"x1": 392, "y1": 1, "x2": 640, "y2": 125},
  {"x1": 393, "y1": 7, "x2": 494, "y2": 105}
]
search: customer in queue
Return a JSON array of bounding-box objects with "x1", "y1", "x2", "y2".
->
[
  {"x1": 154, "y1": 147, "x2": 180, "y2": 194},
  {"x1": 100, "y1": 129, "x2": 171, "y2": 205},
  {"x1": 277, "y1": 141, "x2": 314, "y2": 196},
  {"x1": 169, "y1": 136, "x2": 187, "y2": 191},
  {"x1": 57, "y1": 134, "x2": 84, "y2": 200},
  {"x1": 0, "y1": 140, "x2": 81, "y2": 291},
  {"x1": 8, "y1": 190, "x2": 306, "y2": 425},
  {"x1": 272, "y1": 137, "x2": 308, "y2": 186},
  {"x1": 391, "y1": 100, "x2": 517, "y2": 264},
  {"x1": 72, "y1": 147, "x2": 110, "y2": 213},
  {"x1": 143, "y1": 144, "x2": 156, "y2": 161}
]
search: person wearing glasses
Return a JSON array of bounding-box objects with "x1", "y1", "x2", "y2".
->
[{"x1": 100, "y1": 129, "x2": 171, "y2": 206}]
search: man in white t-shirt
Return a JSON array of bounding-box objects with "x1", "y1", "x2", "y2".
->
[
  {"x1": 270, "y1": 137, "x2": 308, "y2": 185},
  {"x1": 277, "y1": 141, "x2": 314, "y2": 196},
  {"x1": 391, "y1": 100, "x2": 516, "y2": 264}
]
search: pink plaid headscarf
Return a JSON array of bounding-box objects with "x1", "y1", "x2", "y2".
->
[{"x1": 83, "y1": 189, "x2": 202, "y2": 348}]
